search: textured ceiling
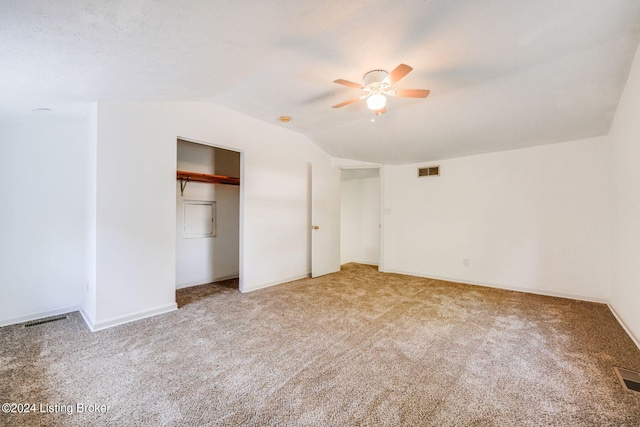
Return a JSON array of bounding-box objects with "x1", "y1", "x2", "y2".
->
[{"x1": 2, "y1": 1, "x2": 640, "y2": 164}]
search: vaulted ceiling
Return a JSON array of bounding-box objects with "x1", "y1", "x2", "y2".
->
[{"x1": 3, "y1": 1, "x2": 640, "y2": 164}]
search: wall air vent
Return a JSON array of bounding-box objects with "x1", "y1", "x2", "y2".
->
[{"x1": 418, "y1": 166, "x2": 440, "y2": 177}]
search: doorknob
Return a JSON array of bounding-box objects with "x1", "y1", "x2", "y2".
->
[{"x1": 312, "y1": 225, "x2": 320, "y2": 230}]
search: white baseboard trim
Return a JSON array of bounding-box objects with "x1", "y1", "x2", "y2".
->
[
  {"x1": 0, "y1": 305, "x2": 80, "y2": 328},
  {"x1": 83, "y1": 303, "x2": 178, "y2": 332},
  {"x1": 78, "y1": 306, "x2": 95, "y2": 331},
  {"x1": 241, "y1": 273, "x2": 310, "y2": 293},
  {"x1": 608, "y1": 304, "x2": 640, "y2": 351},
  {"x1": 384, "y1": 269, "x2": 609, "y2": 304},
  {"x1": 176, "y1": 274, "x2": 240, "y2": 290}
]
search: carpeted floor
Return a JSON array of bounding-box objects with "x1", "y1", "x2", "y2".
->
[{"x1": 1, "y1": 263, "x2": 640, "y2": 426}]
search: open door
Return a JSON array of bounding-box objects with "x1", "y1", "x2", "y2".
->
[{"x1": 311, "y1": 163, "x2": 341, "y2": 278}]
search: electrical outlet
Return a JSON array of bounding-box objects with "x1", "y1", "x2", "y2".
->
[{"x1": 463, "y1": 258, "x2": 470, "y2": 267}]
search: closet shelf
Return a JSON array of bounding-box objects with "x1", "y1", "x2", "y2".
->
[
  {"x1": 177, "y1": 170, "x2": 240, "y2": 186},
  {"x1": 177, "y1": 170, "x2": 240, "y2": 195}
]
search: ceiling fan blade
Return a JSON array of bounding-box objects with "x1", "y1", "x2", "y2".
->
[
  {"x1": 332, "y1": 97, "x2": 364, "y2": 109},
  {"x1": 334, "y1": 79, "x2": 364, "y2": 89},
  {"x1": 375, "y1": 106, "x2": 387, "y2": 116},
  {"x1": 393, "y1": 89, "x2": 430, "y2": 98},
  {"x1": 386, "y1": 64, "x2": 413, "y2": 85}
]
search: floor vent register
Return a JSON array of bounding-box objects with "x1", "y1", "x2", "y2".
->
[
  {"x1": 614, "y1": 367, "x2": 640, "y2": 393},
  {"x1": 23, "y1": 315, "x2": 68, "y2": 328}
]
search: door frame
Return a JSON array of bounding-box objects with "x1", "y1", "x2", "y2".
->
[
  {"x1": 337, "y1": 165, "x2": 385, "y2": 271},
  {"x1": 175, "y1": 136, "x2": 245, "y2": 291}
]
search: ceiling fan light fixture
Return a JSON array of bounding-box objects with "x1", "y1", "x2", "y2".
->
[
  {"x1": 367, "y1": 93, "x2": 386, "y2": 111},
  {"x1": 333, "y1": 64, "x2": 429, "y2": 114}
]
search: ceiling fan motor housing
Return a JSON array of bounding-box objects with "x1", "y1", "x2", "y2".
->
[{"x1": 363, "y1": 70, "x2": 389, "y2": 89}]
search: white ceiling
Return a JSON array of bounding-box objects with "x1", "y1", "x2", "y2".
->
[{"x1": 2, "y1": 1, "x2": 640, "y2": 164}]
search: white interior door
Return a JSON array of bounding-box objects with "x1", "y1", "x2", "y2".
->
[{"x1": 311, "y1": 163, "x2": 341, "y2": 278}]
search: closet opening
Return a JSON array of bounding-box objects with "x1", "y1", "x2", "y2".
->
[
  {"x1": 340, "y1": 167, "x2": 382, "y2": 269},
  {"x1": 175, "y1": 138, "x2": 241, "y2": 292}
]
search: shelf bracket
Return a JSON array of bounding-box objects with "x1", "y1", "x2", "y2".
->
[{"x1": 179, "y1": 178, "x2": 190, "y2": 196}]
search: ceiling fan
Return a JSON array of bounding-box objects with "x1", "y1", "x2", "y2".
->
[{"x1": 332, "y1": 64, "x2": 430, "y2": 116}]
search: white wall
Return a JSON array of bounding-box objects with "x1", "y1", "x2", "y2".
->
[
  {"x1": 609, "y1": 43, "x2": 640, "y2": 344},
  {"x1": 340, "y1": 179, "x2": 360, "y2": 264},
  {"x1": 0, "y1": 118, "x2": 88, "y2": 325},
  {"x1": 87, "y1": 101, "x2": 331, "y2": 329},
  {"x1": 176, "y1": 140, "x2": 216, "y2": 288},
  {"x1": 176, "y1": 140, "x2": 240, "y2": 288},
  {"x1": 383, "y1": 137, "x2": 612, "y2": 301},
  {"x1": 93, "y1": 103, "x2": 178, "y2": 329},
  {"x1": 359, "y1": 176, "x2": 380, "y2": 265},
  {"x1": 212, "y1": 148, "x2": 240, "y2": 282},
  {"x1": 340, "y1": 171, "x2": 380, "y2": 265}
]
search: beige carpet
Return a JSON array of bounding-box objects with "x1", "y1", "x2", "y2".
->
[{"x1": 1, "y1": 263, "x2": 640, "y2": 426}]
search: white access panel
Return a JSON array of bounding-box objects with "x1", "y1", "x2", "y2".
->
[{"x1": 184, "y1": 201, "x2": 216, "y2": 238}]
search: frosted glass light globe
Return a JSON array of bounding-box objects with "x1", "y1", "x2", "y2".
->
[{"x1": 367, "y1": 93, "x2": 386, "y2": 111}]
